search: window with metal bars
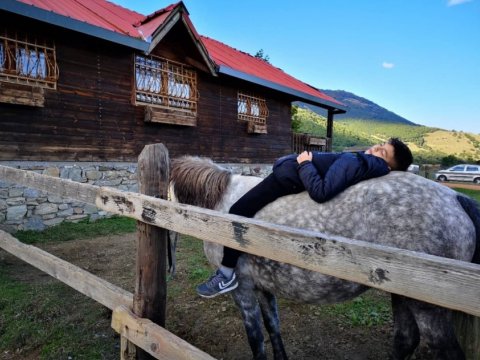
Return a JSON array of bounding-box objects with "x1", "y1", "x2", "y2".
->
[
  {"x1": 0, "y1": 35, "x2": 58, "y2": 89},
  {"x1": 237, "y1": 92, "x2": 268, "y2": 125},
  {"x1": 134, "y1": 54, "x2": 198, "y2": 114}
]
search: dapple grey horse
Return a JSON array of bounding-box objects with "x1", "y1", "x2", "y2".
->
[{"x1": 170, "y1": 156, "x2": 480, "y2": 360}]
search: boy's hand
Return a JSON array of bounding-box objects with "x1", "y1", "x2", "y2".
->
[{"x1": 297, "y1": 151, "x2": 312, "y2": 164}]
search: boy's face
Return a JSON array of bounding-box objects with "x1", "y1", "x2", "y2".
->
[{"x1": 365, "y1": 143, "x2": 396, "y2": 169}]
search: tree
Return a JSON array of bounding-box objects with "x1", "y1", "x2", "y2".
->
[
  {"x1": 254, "y1": 49, "x2": 270, "y2": 63},
  {"x1": 441, "y1": 154, "x2": 462, "y2": 167}
]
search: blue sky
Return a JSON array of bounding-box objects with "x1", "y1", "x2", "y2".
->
[{"x1": 113, "y1": 0, "x2": 479, "y2": 134}]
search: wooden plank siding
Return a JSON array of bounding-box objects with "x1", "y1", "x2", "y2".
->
[{"x1": 0, "y1": 12, "x2": 294, "y2": 163}]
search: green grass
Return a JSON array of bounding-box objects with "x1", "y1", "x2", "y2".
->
[
  {"x1": 178, "y1": 235, "x2": 211, "y2": 282},
  {"x1": 15, "y1": 216, "x2": 136, "y2": 244},
  {"x1": 455, "y1": 188, "x2": 480, "y2": 203},
  {"x1": 323, "y1": 292, "x2": 391, "y2": 327},
  {"x1": 0, "y1": 270, "x2": 117, "y2": 360}
]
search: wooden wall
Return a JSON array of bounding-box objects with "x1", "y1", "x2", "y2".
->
[{"x1": 0, "y1": 12, "x2": 294, "y2": 163}]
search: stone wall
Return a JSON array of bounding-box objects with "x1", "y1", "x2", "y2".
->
[{"x1": 0, "y1": 161, "x2": 271, "y2": 233}]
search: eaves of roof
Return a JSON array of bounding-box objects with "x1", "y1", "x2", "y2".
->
[
  {"x1": 0, "y1": 0, "x2": 148, "y2": 50},
  {"x1": 220, "y1": 66, "x2": 346, "y2": 113}
]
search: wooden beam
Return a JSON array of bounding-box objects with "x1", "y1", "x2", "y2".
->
[
  {"x1": 144, "y1": 106, "x2": 197, "y2": 126},
  {"x1": 0, "y1": 82, "x2": 45, "y2": 107},
  {"x1": 134, "y1": 144, "x2": 170, "y2": 360},
  {"x1": 112, "y1": 306, "x2": 216, "y2": 360},
  {"x1": 326, "y1": 109, "x2": 334, "y2": 152},
  {"x1": 95, "y1": 187, "x2": 480, "y2": 317},
  {"x1": 121, "y1": 335, "x2": 137, "y2": 360},
  {"x1": 0, "y1": 230, "x2": 132, "y2": 310}
]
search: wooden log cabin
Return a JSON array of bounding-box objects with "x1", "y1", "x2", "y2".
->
[{"x1": 0, "y1": 0, "x2": 346, "y2": 164}]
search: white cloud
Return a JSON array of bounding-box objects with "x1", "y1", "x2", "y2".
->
[
  {"x1": 382, "y1": 62, "x2": 395, "y2": 69},
  {"x1": 447, "y1": 0, "x2": 472, "y2": 6}
]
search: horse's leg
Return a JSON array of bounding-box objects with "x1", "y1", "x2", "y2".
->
[
  {"x1": 407, "y1": 298, "x2": 465, "y2": 360},
  {"x1": 231, "y1": 284, "x2": 267, "y2": 360},
  {"x1": 255, "y1": 289, "x2": 288, "y2": 360},
  {"x1": 391, "y1": 294, "x2": 420, "y2": 360}
]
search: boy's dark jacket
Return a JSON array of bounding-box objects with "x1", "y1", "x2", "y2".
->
[{"x1": 272, "y1": 152, "x2": 389, "y2": 203}]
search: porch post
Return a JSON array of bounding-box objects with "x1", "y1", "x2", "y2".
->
[{"x1": 326, "y1": 109, "x2": 334, "y2": 152}]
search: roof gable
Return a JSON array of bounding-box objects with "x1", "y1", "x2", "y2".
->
[{"x1": 136, "y1": 2, "x2": 216, "y2": 75}]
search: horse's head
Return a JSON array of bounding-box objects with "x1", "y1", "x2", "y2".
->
[{"x1": 170, "y1": 156, "x2": 232, "y2": 210}]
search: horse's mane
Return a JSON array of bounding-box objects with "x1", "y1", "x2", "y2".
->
[{"x1": 170, "y1": 156, "x2": 232, "y2": 209}]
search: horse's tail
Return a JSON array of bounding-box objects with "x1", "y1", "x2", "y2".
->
[
  {"x1": 170, "y1": 156, "x2": 232, "y2": 210},
  {"x1": 457, "y1": 194, "x2": 480, "y2": 264}
]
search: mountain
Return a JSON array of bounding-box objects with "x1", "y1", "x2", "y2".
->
[
  {"x1": 320, "y1": 90, "x2": 417, "y2": 125},
  {"x1": 292, "y1": 105, "x2": 480, "y2": 164}
]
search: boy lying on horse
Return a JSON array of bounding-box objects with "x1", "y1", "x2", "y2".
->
[{"x1": 197, "y1": 138, "x2": 413, "y2": 298}]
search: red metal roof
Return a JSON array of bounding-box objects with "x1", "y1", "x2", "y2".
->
[
  {"x1": 200, "y1": 36, "x2": 341, "y2": 105},
  {"x1": 18, "y1": 0, "x2": 145, "y2": 37},
  {"x1": 13, "y1": 0, "x2": 343, "y2": 108}
]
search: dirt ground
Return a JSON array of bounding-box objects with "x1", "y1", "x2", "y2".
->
[{"x1": 2, "y1": 233, "x2": 436, "y2": 360}]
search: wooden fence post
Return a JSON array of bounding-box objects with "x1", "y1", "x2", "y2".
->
[{"x1": 133, "y1": 144, "x2": 170, "y2": 360}]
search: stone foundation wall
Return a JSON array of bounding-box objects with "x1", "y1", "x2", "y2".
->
[{"x1": 0, "y1": 161, "x2": 271, "y2": 233}]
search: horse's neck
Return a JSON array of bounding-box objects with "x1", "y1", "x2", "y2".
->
[{"x1": 215, "y1": 174, "x2": 263, "y2": 213}]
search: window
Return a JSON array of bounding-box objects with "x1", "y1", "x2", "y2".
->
[
  {"x1": 0, "y1": 35, "x2": 58, "y2": 89},
  {"x1": 237, "y1": 92, "x2": 268, "y2": 133},
  {"x1": 466, "y1": 166, "x2": 479, "y2": 172},
  {"x1": 135, "y1": 55, "x2": 198, "y2": 114},
  {"x1": 451, "y1": 166, "x2": 465, "y2": 172}
]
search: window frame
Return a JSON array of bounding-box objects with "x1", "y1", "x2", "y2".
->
[
  {"x1": 134, "y1": 54, "x2": 198, "y2": 115},
  {"x1": 0, "y1": 35, "x2": 58, "y2": 89},
  {"x1": 237, "y1": 92, "x2": 269, "y2": 124},
  {"x1": 237, "y1": 91, "x2": 269, "y2": 133}
]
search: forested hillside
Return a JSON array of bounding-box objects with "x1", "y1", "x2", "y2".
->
[{"x1": 292, "y1": 106, "x2": 480, "y2": 164}]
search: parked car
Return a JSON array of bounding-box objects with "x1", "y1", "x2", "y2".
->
[
  {"x1": 435, "y1": 164, "x2": 480, "y2": 184},
  {"x1": 407, "y1": 164, "x2": 420, "y2": 174}
]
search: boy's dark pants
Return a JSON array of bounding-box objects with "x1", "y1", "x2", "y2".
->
[{"x1": 221, "y1": 173, "x2": 304, "y2": 268}]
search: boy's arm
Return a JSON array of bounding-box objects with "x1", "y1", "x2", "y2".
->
[{"x1": 297, "y1": 154, "x2": 361, "y2": 203}]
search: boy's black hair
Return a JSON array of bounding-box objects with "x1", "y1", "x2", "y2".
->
[{"x1": 388, "y1": 137, "x2": 413, "y2": 171}]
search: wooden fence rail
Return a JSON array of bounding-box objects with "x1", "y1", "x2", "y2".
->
[
  {"x1": 1, "y1": 163, "x2": 480, "y2": 317},
  {"x1": 0, "y1": 230, "x2": 131, "y2": 310},
  {"x1": 0, "y1": 229, "x2": 215, "y2": 360}
]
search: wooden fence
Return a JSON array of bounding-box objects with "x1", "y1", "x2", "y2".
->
[
  {"x1": 0, "y1": 143, "x2": 479, "y2": 359},
  {"x1": 291, "y1": 133, "x2": 329, "y2": 153}
]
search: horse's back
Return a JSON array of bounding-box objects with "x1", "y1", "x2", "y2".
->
[{"x1": 255, "y1": 172, "x2": 475, "y2": 261}]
